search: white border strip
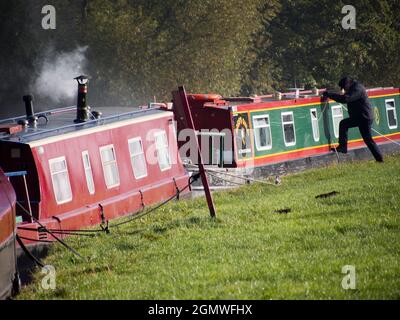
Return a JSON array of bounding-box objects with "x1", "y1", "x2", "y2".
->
[{"x1": 29, "y1": 112, "x2": 170, "y2": 148}]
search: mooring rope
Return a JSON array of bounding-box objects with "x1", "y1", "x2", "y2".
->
[
  {"x1": 109, "y1": 179, "x2": 193, "y2": 228},
  {"x1": 333, "y1": 102, "x2": 400, "y2": 147},
  {"x1": 371, "y1": 129, "x2": 400, "y2": 147},
  {"x1": 15, "y1": 202, "x2": 84, "y2": 259},
  {"x1": 205, "y1": 171, "x2": 247, "y2": 187},
  {"x1": 186, "y1": 164, "x2": 277, "y2": 186},
  {"x1": 17, "y1": 225, "x2": 100, "y2": 236},
  {"x1": 17, "y1": 178, "x2": 195, "y2": 239},
  {"x1": 17, "y1": 235, "x2": 54, "y2": 243},
  {"x1": 16, "y1": 234, "x2": 45, "y2": 268}
]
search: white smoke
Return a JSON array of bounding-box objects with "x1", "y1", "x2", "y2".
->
[{"x1": 31, "y1": 46, "x2": 88, "y2": 104}]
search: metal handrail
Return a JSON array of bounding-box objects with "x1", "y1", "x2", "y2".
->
[
  {"x1": 4, "y1": 171, "x2": 28, "y2": 177},
  {"x1": 5, "y1": 107, "x2": 163, "y2": 142},
  {"x1": 0, "y1": 106, "x2": 76, "y2": 124}
]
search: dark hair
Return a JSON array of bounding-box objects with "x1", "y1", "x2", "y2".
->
[{"x1": 338, "y1": 76, "x2": 353, "y2": 89}]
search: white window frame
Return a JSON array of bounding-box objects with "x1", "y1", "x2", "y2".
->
[
  {"x1": 281, "y1": 111, "x2": 296, "y2": 147},
  {"x1": 99, "y1": 144, "x2": 120, "y2": 189},
  {"x1": 154, "y1": 130, "x2": 172, "y2": 171},
  {"x1": 128, "y1": 137, "x2": 148, "y2": 179},
  {"x1": 385, "y1": 99, "x2": 398, "y2": 129},
  {"x1": 253, "y1": 114, "x2": 273, "y2": 151},
  {"x1": 331, "y1": 105, "x2": 344, "y2": 139},
  {"x1": 310, "y1": 108, "x2": 320, "y2": 142},
  {"x1": 49, "y1": 156, "x2": 72, "y2": 204},
  {"x1": 82, "y1": 150, "x2": 95, "y2": 195}
]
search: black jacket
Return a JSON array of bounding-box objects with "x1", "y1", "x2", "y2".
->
[{"x1": 326, "y1": 81, "x2": 374, "y2": 121}]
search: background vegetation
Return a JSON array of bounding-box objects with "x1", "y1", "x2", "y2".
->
[{"x1": 1, "y1": 0, "x2": 399, "y2": 114}]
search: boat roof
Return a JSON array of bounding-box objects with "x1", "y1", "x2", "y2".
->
[
  {"x1": 0, "y1": 105, "x2": 169, "y2": 144},
  {"x1": 215, "y1": 87, "x2": 399, "y2": 112},
  {"x1": 223, "y1": 87, "x2": 397, "y2": 105}
]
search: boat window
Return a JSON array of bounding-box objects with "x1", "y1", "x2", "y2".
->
[
  {"x1": 128, "y1": 137, "x2": 148, "y2": 179},
  {"x1": 82, "y1": 151, "x2": 95, "y2": 194},
  {"x1": 100, "y1": 145, "x2": 120, "y2": 188},
  {"x1": 154, "y1": 131, "x2": 171, "y2": 171},
  {"x1": 331, "y1": 106, "x2": 344, "y2": 138},
  {"x1": 49, "y1": 156, "x2": 72, "y2": 204},
  {"x1": 386, "y1": 99, "x2": 398, "y2": 129},
  {"x1": 281, "y1": 112, "x2": 296, "y2": 146},
  {"x1": 310, "y1": 109, "x2": 320, "y2": 142},
  {"x1": 253, "y1": 115, "x2": 272, "y2": 151}
]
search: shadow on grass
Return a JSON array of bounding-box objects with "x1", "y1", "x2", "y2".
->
[
  {"x1": 334, "y1": 224, "x2": 372, "y2": 237},
  {"x1": 275, "y1": 208, "x2": 351, "y2": 222},
  {"x1": 115, "y1": 242, "x2": 143, "y2": 251},
  {"x1": 112, "y1": 216, "x2": 222, "y2": 241}
]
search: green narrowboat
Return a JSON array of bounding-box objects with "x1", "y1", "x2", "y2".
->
[{"x1": 174, "y1": 87, "x2": 400, "y2": 170}]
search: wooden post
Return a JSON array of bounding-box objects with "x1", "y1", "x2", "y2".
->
[{"x1": 172, "y1": 86, "x2": 216, "y2": 218}]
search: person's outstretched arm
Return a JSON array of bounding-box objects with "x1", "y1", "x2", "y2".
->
[{"x1": 324, "y1": 85, "x2": 363, "y2": 103}]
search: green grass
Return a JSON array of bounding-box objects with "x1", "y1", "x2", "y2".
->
[{"x1": 18, "y1": 155, "x2": 400, "y2": 300}]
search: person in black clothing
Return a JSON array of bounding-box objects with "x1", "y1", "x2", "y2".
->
[{"x1": 323, "y1": 77, "x2": 384, "y2": 162}]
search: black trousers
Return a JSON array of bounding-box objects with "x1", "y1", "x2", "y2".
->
[{"x1": 338, "y1": 118, "x2": 383, "y2": 162}]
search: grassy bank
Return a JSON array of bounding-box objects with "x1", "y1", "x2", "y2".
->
[{"x1": 18, "y1": 155, "x2": 400, "y2": 299}]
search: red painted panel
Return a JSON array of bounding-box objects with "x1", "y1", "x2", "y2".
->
[
  {"x1": 367, "y1": 88, "x2": 399, "y2": 97},
  {"x1": 28, "y1": 113, "x2": 187, "y2": 221},
  {"x1": 17, "y1": 175, "x2": 189, "y2": 245},
  {"x1": 235, "y1": 96, "x2": 322, "y2": 113},
  {"x1": 0, "y1": 168, "x2": 16, "y2": 245}
]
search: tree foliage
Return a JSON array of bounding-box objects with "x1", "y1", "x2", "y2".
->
[
  {"x1": 84, "y1": 0, "x2": 265, "y2": 105},
  {"x1": 249, "y1": 0, "x2": 400, "y2": 93},
  {"x1": 0, "y1": 0, "x2": 399, "y2": 114}
]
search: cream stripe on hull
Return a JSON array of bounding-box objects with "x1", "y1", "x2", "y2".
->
[{"x1": 28, "y1": 112, "x2": 171, "y2": 148}]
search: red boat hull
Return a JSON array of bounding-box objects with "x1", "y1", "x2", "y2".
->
[
  {"x1": 0, "y1": 168, "x2": 17, "y2": 300},
  {"x1": 0, "y1": 110, "x2": 189, "y2": 245}
]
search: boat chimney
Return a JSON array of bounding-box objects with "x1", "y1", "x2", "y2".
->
[
  {"x1": 22, "y1": 95, "x2": 38, "y2": 126},
  {"x1": 74, "y1": 75, "x2": 90, "y2": 123}
]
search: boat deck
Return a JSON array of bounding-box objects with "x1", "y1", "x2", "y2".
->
[{"x1": 0, "y1": 106, "x2": 167, "y2": 144}]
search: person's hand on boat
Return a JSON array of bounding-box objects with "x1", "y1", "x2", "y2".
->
[{"x1": 321, "y1": 91, "x2": 330, "y2": 101}]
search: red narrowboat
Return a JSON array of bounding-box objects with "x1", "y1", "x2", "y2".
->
[
  {"x1": 0, "y1": 167, "x2": 18, "y2": 300},
  {"x1": 0, "y1": 79, "x2": 189, "y2": 246}
]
